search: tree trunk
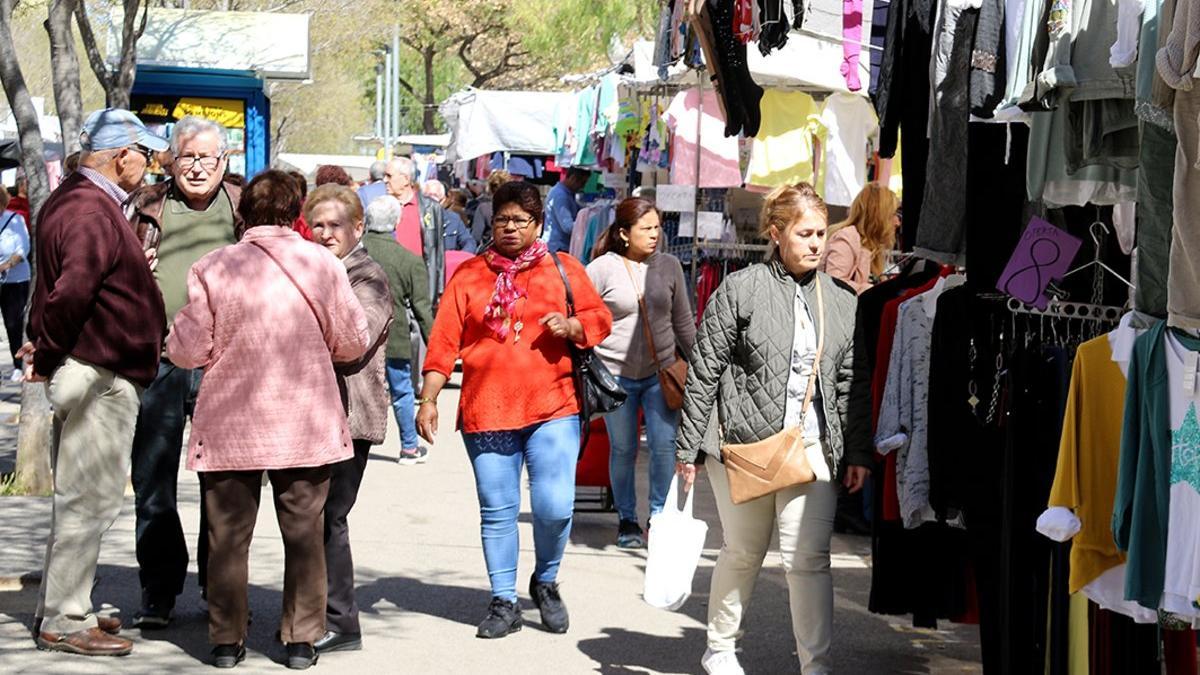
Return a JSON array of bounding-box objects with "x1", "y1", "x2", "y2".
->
[
  {"x1": 422, "y1": 46, "x2": 436, "y2": 135},
  {"x1": 0, "y1": 0, "x2": 55, "y2": 496},
  {"x1": 46, "y1": 0, "x2": 84, "y2": 155}
]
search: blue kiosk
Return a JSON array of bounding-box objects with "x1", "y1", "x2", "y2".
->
[{"x1": 130, "y1": 65, "x2": 271, "y2": 178}]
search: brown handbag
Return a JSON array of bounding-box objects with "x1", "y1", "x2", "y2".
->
[
  {"x1": 623, "y1": 258, "x2": 688, "y2": 410},
  {"x1": 720, "y1": 275, "x2": 825, "y2": 505}
]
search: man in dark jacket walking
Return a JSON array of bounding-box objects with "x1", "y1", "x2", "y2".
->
[
  {"x1": 124, "y1": 115, "x2": 242, "y2": 628},
  {"x1": 26, "y1": 108, "x2": 167, "y2": 657},
  {"x1": 361, "y1": 195, "x2": 434, "y2": 464}
]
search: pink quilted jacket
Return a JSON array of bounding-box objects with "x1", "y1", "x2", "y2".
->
[{"x1": 167, "y1": 226, "x2": 370, "y2": 472}]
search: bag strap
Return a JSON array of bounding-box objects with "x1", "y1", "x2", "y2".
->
[
  {"x1": 548, "y1": 250, "x2": 577, "y2": 318},
  {"x1": 621, "y1": 257, "x2": 666, "y2": 372},
  {"x1": 0, "y1": 213, "x2": 15, "y2": 239},
  {"x1": 799, "y1": 274, "x2": 826, "y2": 421},
  {"x1": 247, "y1": 239, "x2": 328, "y2": 339}
]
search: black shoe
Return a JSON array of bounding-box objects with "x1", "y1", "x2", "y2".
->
[
  {"x1": 476, "y1": 597, "x2": 523, "y2": 639},
  {"x1": 133, "y1": 592, "x2": 174, "y2": 630},
  {"x1": 314, "y1": 630, "x2": 362, "y2": 653},
  {"x1": 212, "y1": 643, "x2": 246, "y2": 669},
  {"x1": 529, "y1": 574, "x2": 570, "y2": 634},
  {"x1": 616, "y1": 519, "x2": 645, "y2": 549},
  {"x1": 285, "y1": 642, "x2": 318, "y2": 670}
]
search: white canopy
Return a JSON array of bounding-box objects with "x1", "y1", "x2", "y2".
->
[
  {"x1": 275, "y1": 153, "x2": 376, "y2": 182},
  {"x1": 441, "y1": 89, "x2": 574, "y2": 164}
]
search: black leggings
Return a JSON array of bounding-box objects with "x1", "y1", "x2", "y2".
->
[{"x1": 1, "y1": 281, "x2": 29, "y2": 370}]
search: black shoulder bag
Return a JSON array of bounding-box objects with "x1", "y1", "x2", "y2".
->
[{"x1": 548, "y1": 251, "x2": 627, "y2": 454}]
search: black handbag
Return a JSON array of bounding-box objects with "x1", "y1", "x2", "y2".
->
[{"x1": 548, "y1": 251, "x2": 627, "y2": 452}]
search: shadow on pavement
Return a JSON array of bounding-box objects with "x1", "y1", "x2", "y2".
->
[
  {"x1": 354, "y1": 574, "x2": 488, "y2": 628},
  {"x1": 578, "y1": 626, "x2": 708, "y2": 674}
]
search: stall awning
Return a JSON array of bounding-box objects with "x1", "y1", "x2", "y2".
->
[{"x1": 441, "y1": 89, "x2": 574, "y2": 164}]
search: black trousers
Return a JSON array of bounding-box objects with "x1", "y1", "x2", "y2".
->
[
  {"x1": 130, "y1": 360, "x2": 205, "y2": 604},
  {"x1": 0, "y1": 281, "x2": 28, "y2": 370},
  {"x1": 324, "y1": 439, "x2": 371, "y2": 634}
]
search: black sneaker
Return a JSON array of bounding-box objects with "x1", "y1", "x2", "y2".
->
[
  {"x1": 285, "y1": 642, "x2": 318, "y2": 670},
  {"x1": 617, "y1": 519, "x2": 645, "y2": 549},
  {"x1": 476, "y1": 597, "x2": 523, "y2": 639},
  {"x1": 314, "y1": 630, "x2": 362, "y2": 653},
  {"x1": 212, "y1": 643, "x2": 246, "y2": 669},
  {"x1": 133, "y1": 592, "x2": 174, "y2": 630},
  {"x1": 529, "y1": 575, "x2": 570, "y2": 634}
]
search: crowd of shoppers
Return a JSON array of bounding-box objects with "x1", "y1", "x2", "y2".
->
[{"x1": 16, "y1": 104, "x2": 889, "y2": 674}]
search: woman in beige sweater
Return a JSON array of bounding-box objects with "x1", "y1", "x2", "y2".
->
[
  {"x1": 819, "y1": 183, "x2": 900, "y2": 294},
  {"x1": 586, "y1": 198, "x2": 696, "y2": 548}
]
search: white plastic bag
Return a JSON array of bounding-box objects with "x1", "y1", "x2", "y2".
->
[{"x1": 643, "y1": 475, "x2": 709, "y2": 611}]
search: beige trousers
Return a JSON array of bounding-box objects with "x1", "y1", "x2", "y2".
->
[
  {"x1": 37, "y1": 358, "x2": 142, "y2": 634},
  {"x1": 705, "y1": 442, "x2": 837, "y2": 675}
]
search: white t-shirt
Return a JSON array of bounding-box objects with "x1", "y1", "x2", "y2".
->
[
  {"x1": 662, "y1": 88, "x2": 743, "y2": 188},
  {"x1": 820, "y1": 93, "x2": 880, "y2": 207},
  {"x1": 1161, "y1": 331, "x2": 1200, "y2": 618}
]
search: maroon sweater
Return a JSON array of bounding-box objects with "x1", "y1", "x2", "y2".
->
[{"x1": 28, "y1": 173, "x2": 166, "y2": 387}]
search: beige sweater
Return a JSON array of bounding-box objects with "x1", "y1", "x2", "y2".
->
[{"x1": 586, "y1": 252, "x2": 697, "y2": 380}]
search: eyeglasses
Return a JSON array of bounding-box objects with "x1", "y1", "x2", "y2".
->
[
  {"x1": 492, "y1": 216, "x2": 537, "y2": 229},
  {"x1": 130, "y1": 145, "x2": 155, "y2": 162},
  {"x1": 176, "y1": 154, "x2": 224, "y2": 172}
]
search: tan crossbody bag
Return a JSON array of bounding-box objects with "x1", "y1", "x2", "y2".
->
[
  {"x1": 623, "y1": 258, "x2": 688, "y2": 410},
  {"x1": 720, "y1": 275, "x2": 824, "y2": 505}
]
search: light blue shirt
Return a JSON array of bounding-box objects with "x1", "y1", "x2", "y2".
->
[
  {"x1": 544, "y1": 181, "x2": 580, "y2": 253},
  {"x1": 0, "y1": 210, "x2": 30, "y2": 284}
]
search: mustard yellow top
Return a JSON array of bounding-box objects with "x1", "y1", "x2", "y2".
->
[{"x1": 1048, "y1": 335, "x2": 1127, "y2": 593}]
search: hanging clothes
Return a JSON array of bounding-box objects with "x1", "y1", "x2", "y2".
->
[
  {"x1": 662, "y1": 88, "x2": 744, "y2": 188},
  {"x1": 819, "y1": 93, "x2": 881, "y2": 207},
  {"x1": 746, "y1": 89, "x2": 826, "y2": 189}
]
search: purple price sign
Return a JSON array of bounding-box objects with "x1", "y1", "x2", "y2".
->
[{"x1": 996, "y1": 217, "x2": 1083, "y2": 310}]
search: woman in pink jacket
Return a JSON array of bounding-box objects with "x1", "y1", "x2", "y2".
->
[
  {"x1": 167, "y1": 170, "x2": 369, "y2": 670},
  {"x1": 819, "y1": 183, "x2": 900, "y2": 294}
]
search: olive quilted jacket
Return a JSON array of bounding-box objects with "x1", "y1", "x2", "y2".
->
[{"x1": 676, "y1": 260, "x2": 873, "y2": 475}]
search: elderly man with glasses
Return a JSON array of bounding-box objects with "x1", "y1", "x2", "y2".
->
[
  {"x1": 125, "y1": 115, "x2": 243, "y2": 629},
  {"x1": 24, "y1": 108, "x2": 167, "y2": 656}
]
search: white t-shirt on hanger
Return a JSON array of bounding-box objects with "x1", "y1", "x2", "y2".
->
[{"x1": 820, "y1": 93, "x2": 880, "y2": 207}]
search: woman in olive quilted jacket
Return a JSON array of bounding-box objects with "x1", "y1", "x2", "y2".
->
[{"x1": 675, "y1": 183, "x2": 871, "y2": 675}]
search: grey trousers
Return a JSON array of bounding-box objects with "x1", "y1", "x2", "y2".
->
[
  {"x1": 1136, "y1": 122, "x2": 1177, "y2": 318},
  {"x1": 36, "y1": 358, "x2": 142, "y2": 634},
  {"x1": 1169, "y1": 85, "x2": 1200, "y2": 329}
]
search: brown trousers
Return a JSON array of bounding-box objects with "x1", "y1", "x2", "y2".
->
[{"x1": 202, "y1": 465, "x2": 331, "y2": 645}]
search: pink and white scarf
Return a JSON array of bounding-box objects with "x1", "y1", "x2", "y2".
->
[{"x1": 483, "y1": 241, "x2": 548, "y2": 340}]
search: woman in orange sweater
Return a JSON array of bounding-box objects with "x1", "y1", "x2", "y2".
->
[{"x1": 418, "y1": 181, "x2": 612, "y2": 640}]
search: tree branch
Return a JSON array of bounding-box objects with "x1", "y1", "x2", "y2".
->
[{"x1": 74, "y1": 0, "x2": 112, "y2": 90}]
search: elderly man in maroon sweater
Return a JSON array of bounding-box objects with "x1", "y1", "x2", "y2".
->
[{"x1": 22, "y1": 109, "x2": 167, "y2": 657}]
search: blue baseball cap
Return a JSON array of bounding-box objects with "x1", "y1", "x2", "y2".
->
[{"x1": 80, "y1": 108, "x2": 169, "y2": 153}]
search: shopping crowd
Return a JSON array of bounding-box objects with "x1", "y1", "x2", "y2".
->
[{"x1": 15, "y1": 106, "x2": 901, "y2": 674}]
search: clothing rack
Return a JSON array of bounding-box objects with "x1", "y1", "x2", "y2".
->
[
  {"x1": 694, "y1": 241, "x2": 771, "y2": 253},
  {"x1": 1005, "y1": 297, "x2": 1125, "y2": 323}
]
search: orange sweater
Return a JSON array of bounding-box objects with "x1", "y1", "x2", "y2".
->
[{"x1": 424, "y1": 253, "x2": 613, "y2": 433}]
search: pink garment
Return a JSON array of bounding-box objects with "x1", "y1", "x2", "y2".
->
[
  {"x1": 168, "y1": 226, "x2": 370, "y2": 472},
  {"x1": 842, "y1": 0, "x2": 864, "y2": 91},
  {"x1": 820, "y1": 226, "x2": 873, "y2": 294},
  {"x1": 482, "y1": 241, "x2": 548, "y2": 340}
]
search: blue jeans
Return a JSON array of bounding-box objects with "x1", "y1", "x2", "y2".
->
[
  {"x1": 463, "y1": 415, "x2": 579, "y2": 602},
  {"x1": 385, "y1": 358, "x2": 418, "y2": 450},
  {"x1": 603, "y1": 375, "x2": 679, "y2": 524}
]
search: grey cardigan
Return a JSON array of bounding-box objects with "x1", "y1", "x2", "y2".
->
[
  {"x1": 676, "y1": 261, "x2": 871, "y2": 475},
  {"x1": 586, "y1": 252, "x2": 696, "y2": 380}
]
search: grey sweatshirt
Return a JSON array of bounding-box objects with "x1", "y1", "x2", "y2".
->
[{"x1": 586, "y1": 251, "x2": 696, "y2": 380}]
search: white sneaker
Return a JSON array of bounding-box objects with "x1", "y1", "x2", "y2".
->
[
  {"x1": 702, "y1": 648, "x2": 745, "y2": 675},
  {"x1": 8, "y1": 368, "x2": 21, "y2": 383}
]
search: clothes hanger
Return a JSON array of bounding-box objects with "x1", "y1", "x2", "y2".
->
[{"x1": 1060, "y1": 218, "x2": 1134, "y2": 290}]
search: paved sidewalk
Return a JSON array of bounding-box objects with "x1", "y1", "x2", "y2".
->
[{"x1": 0, "y1": 380, "x2": 982, "y2": 674}]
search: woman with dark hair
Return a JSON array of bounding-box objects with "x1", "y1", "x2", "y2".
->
[
  {"x1": 586, "y1": 198, "x2": 695, "y2": 548},
  {"x1": 417, "y1": 181, "x2": 612, "y2": 639},
  {"x1": 166, "y1": 169, "x2": 369, "y2": 669}
]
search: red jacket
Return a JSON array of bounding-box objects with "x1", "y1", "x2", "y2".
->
[
  {"x1": 424, "y1": 253, "x2": 612, "y2": 433},
  {"x1": 28, "y1": 173, "x2": 166, "y2": 386}
]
